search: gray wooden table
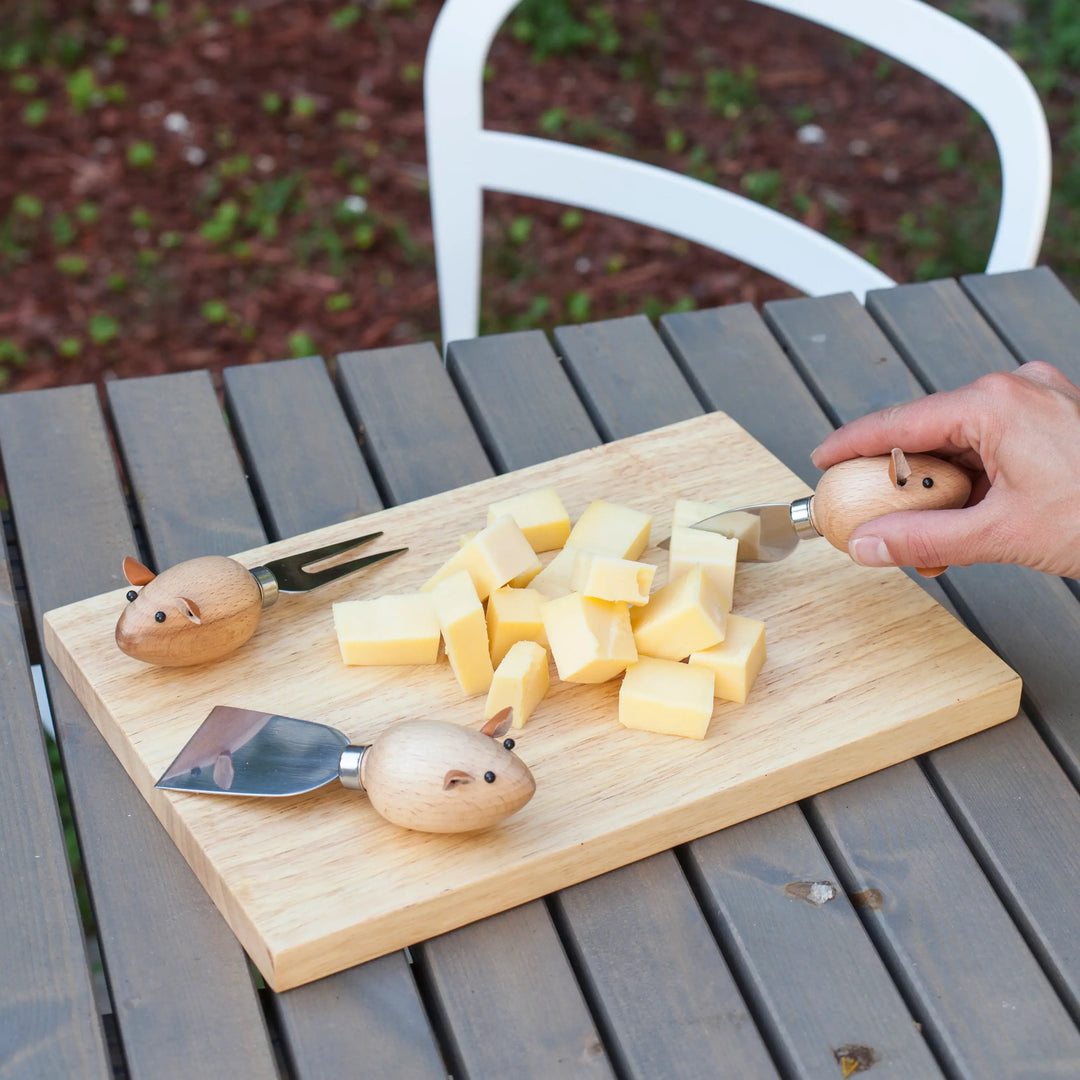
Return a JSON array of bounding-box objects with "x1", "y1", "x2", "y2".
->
[{"x1": 3, "y1": 267, "x2": 1080, "y2": 1080}]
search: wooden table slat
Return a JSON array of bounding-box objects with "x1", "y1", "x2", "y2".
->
[
  {"x1": 106, "y1": 371, "x2": 265, "y2": 569},
  {"x1": 337, "y1": 343, "x2": 495, "y2": 505},
  {"x1": 866, "y1": 279, "x2": 1017, "y2": 390},
  {"x1": 552, "y1": 852, "x2": 779, "y2": 1079},
  {"x1": 446, "y1": 328, "x2": 600, "y2": 471},
  {"x1": 766, "y1": 281, "x2": 1080, "y2": 1072},
  {"x1": 551, "y1": 316, "x2": 705, "y2": 440},
  {"x1": 222, "y1": 355, "x2": 384, "y2": 540},
  {"x1": 339, "y1": 339, "x2": 616, "y2": 1078},
  {"x1": 0, "y1": 385, "x2": 279, "y2": 1080},
  {"x1": 0, "y1": 549, "x2": 112, "y2": 1080},
  {"x1": 220, "y1": 355, "x2": 448, "y2": 1079},
  {"x1": 961, "y1": 266, "x2": 1080, "y2": 369},
  {"x1": 685, "y1": 804, "x2": 944, "y2": 1080},
  {"x1": 549, "y1": 312, "x2": 947, "y2": 1073},
  {"x1": 809, "y1": 760, "x2": 1080, "y2": 1077}
]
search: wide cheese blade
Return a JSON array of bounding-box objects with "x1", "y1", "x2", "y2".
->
[{"x1": 156, "y1": 705, "x2": 348, "y2": 796}]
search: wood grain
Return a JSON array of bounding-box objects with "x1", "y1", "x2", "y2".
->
[{"x1": 43, "y1": 411, "x2": 1020, "y2": 991}]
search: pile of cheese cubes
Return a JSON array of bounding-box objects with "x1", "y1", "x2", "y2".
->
[{"x1": 332, "y1": 488, "x2": 766, "y2": 740}]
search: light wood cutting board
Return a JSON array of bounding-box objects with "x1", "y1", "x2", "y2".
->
[{"x1": 44, "y1": 412, "x2": 1021, "y2": 990}]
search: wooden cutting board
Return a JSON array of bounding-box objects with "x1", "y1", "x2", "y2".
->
[{"x1": 44, "y1": 412, "x2": 1021, "y2": 991}]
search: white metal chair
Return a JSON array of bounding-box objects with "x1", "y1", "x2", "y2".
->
[{"x1": 424, "y1": 0, "x2": 1051, "y2": 348}]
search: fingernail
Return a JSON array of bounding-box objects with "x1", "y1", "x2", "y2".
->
[
  {"x1": 849, "y1": 536, "x2": 895, "y2": 567},
  {"x1": 810, "y1": 444, "x2": 824, "y2": 468}
]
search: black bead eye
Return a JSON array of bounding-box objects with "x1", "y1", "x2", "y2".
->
[
  {"x1": 126, "y1": 590, "x2": 138, "y2": 602},
  {"x1": 923, "y1": 477, "x2": 934, "y2": 488},
  {"x1": 154, "y1": 611, "x2": 166, "y2": 623},
  {"x1": 503, "y1": 737, "x2": 515, "y2": 751},
  {"x1": 484, "y1": 771, "x2": 496, "y2": 783}
]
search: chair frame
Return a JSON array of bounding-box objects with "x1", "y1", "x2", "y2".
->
[{"x1": 425, "y1": 0, "x2": 1052, "y2": 347}]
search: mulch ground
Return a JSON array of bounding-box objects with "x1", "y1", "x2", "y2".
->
[{"x1": 0, "y1": 0, "x2": 1010, "y2": 394}]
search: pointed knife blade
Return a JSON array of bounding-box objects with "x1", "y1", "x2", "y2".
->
[
  {"x1": 156, "y1": 705, "x2": 348, "y2": 796},
  {"x1": 688, "y1": 498, "x2": 817, "y2": 562}
]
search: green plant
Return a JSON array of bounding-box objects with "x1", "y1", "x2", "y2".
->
[
  {"x1": 51, "y1": 214, "x2": 76, "y2": 247},
  {"x1": 127, "y1": 142, "x2": 157, "y2": 168},
  {"x1": 326, "y1": 292, "x2": 353, "y2": 312},
  {"x1": 201, "y1": 300, "x2": 231, "y2": 324},
  {"x1": 703, "y1": 66, "x2": 758, "y2": 118},
  {"x1": 330, "y1": 6, "x2": 362, "y2": 30},
  {"x1": 23, "y1": 99, "x2": 48, "y2": 126},
  {"x1": 66, "y1": 67, "x2": 100, "y2": 112},
  {"x1": 741, "y1": 169, "x2": 783, "y2": 206},
  {"x1": 288, "y1": 331, "x2": 318, "y2": 357},
  {"x1": 56, "y1": 254, "x2": 88, "y2": 276},
  {"x1": 58, "y1": 337, "x2": 83, "y2": 358},
  {"x1": 510, "y1": 0, "x2": 621, "y2": 61},
  {"x1": 87, "y1": 313, "x2": 119, "y2": 345},
  {"x1": 508, "y1": 216, "x2": 533, "y2": 244},
  {"x1": 565, "y1": 290, "x2": 591, "y2": 322}
]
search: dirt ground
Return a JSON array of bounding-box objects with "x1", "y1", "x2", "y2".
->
[{"x1": 0, "y1": 0, "x2": 1019, "y2": 393}]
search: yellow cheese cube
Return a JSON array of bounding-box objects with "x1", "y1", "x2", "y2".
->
[
  {"x1": 540, "y1": 593, "x2": 637, "y2": 683},
  {"x1": 429, "y1": 571, "x2": 494, "y2": 695},
  {"x1": 566, "y1": 500, "x2": 651, "y2": 560},
  {"x1": 487, "y1": 488, "x2": 571, "y2": 553},
  {"x1": 672, "y1": 500, "x2": 761, "y2": 561},
  {"x1": 424, "y1": 515, "x2": 541, "y2": 600},
  {"x1": 486, "y1": 586, "x2": 547, "y2": 667},
  {"x1": 667, "y1": 527, "x2": 738, "y2": 610},
  {"x1": 688, "y1": 614, "x2": 767, "y2": 703},
  {"x1": 569, "y1": 551, "x2": 655, "y2": 606},
  {"x1": 484, "y1": 640, "x2": 550, "y2": 728},
  {"x1": 332, "y1": 594, "x2": 440, "y2": 666},
  {"x1": 530, "y1": 546, "x2": 579, "y2": 599},
  {"x1": 630, "y1": 566, "x2": 728, "y2": 660},
  {"x1": 619, "y1": 657, "x2": 716, "y2": 740}
]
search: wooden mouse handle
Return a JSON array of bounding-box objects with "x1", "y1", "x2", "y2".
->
[
  {"x1": 359, "y1": 719, "x2": 535, "y2": 834},
  {"x1": 809, "y1": 452, "x2": 972, "y2": 573}
]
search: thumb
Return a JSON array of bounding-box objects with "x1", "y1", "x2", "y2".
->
[{"x1": 846, "y1": 506, "x2": 989, "y2": 571}]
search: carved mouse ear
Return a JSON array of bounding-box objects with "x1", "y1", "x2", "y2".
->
[
  {"x1": 480, "y1": 706, "x2": 514, "y2": 740},
  {"x1": 177, "y1": 597, "x2": 202, "y2": 625},
  {"x1": 443, "y1": 769, "x2": 474, "y2": 790},
  {"x1": 888, "y1": 448, "x2": 911, "y2": 489},
  {"x1": 123, "y1": 556, "x2": 155, "y2": 586}
]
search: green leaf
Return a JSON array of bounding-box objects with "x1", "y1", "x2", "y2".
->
[
  {"x1": 14, "y1": 193, "x2": 44, "y2": 219},
  {"x1": 326, "y1": 292, "x2": 353, "y2": 312},
  {"x1": 58, "y1": 337, "x2": 83, "y2": 359},
  {"x1": 201, "y1": 300, "x2": 231, "y2": 324},
  {"x1": 288, "y1": 332, "x2": 317, "y2": 358},
  {"x1": 566, "y1": 291, "x2": 591, "y2": 322},
  {"x1": 127, "y1": 142, "x2": 157, "y2": 168},
  {"x1": 23, "y1": 100, "x2": 49, "y2": 126},
  {"x1": 508, "y1": 216, "x2": 533, "y2": 244},
  {"x1": 56, "y1": 254, "x2": 88, "y2": 276},
  {"x1": 87, "y1": 313, "x2": 119, "y2": 345}
]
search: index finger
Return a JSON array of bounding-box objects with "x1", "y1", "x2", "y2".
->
[{"x1": 811, "y1": 387, "x2": 977, "y2": 471}]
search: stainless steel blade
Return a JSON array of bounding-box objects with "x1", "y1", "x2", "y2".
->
[
  {"x1": 689, "y1": 497, "x2": 817, "y2": 562},
  {"x1": 156, "y1": 705, "x2": 349, "y2": 796}
]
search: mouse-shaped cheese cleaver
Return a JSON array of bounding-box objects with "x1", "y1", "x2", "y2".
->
[
  {"x1": 155, "y1": 705, "x2": 535, "y2": 833},
  {"x1": 116, "y1": 532, "x2": 406, "y2": 667}
]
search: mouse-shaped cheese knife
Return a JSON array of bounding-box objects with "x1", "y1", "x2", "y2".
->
[
  {"x1": 155, "y1": 705, "x2": 535, "y2": 833},
  {"x1": 116, "y1": 532, "x2": 406, "y2": 667},
  {"x1": 686, "y1": 449, "x2": 971, "y2": 574}
]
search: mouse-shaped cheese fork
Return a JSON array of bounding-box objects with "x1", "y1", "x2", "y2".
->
[
  {"x1": 685, "y1": 449, "x2": 972, "y2": 576},
  {"x1": 116, "y1": 532, "x2": 406, "y2": 667},
  {"x1": 155, "y1": 705, "x2": 535, "y2": 834}
]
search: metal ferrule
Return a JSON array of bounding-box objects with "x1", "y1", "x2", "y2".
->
[
  {"x1": 250, "y1": 565, "x2": 279, "y2": 609},
  {"x1": 790, "y1": 496, "x2": 819, "y2": 540},
  {"x1": 338, "y1": 745, "x2": 368, "y2": 791}
]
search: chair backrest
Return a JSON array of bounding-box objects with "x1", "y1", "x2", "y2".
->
[{"x1": 424, "y1": 0, "x2": 1051, "y2": 348}]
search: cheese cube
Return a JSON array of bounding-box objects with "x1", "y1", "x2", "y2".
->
[
  {"x1": 630, "y1": 566, "x2": 728, "y2": 660},
  {"x1": 486, "y1": 586, "x2": 547, "y2": 667},
  {"x1": 530, "y1": 546, "x2": 579, "y2": 600},
  {"x1": 688, "y1": 614, "x2": 766, "y2": 703},
  {"x1": 668, "y1": 527, "x2": 738, "y2": 609},
  {"x1": 487, "y1": 488, "x2": 571, "y2": 553},
  {"x1": 541, "y1": 593, "x2": 637, "y2": 683},
  {"x1": 429, "y1": 571, "x2": 494, "y2": 695},
  {"x1": 423, "y1": 515, "x2": 541, "y2": 600},
  {"x1": 569, "y1": 551, "x2": 655, "y2": 605},
  {"x1": 484, "y1": 641, "x2": 550, "y2": 727},
  {"x1": 333, "y1": 594, "x2": 440, "y2": 666},
  {"x1": 566, "y1": 500, "x2": 651, "y2": 560},
  {"x1": 673, "y1": 500, "x2": 761, "y2": 561},
  {"x1": 619, "y1": 657, "x2": 715, "y2": 739}
]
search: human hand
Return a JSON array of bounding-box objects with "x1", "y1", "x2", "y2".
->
[{"x1": 809, "y1": 361, "x2": 1080, "y2": 578}]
